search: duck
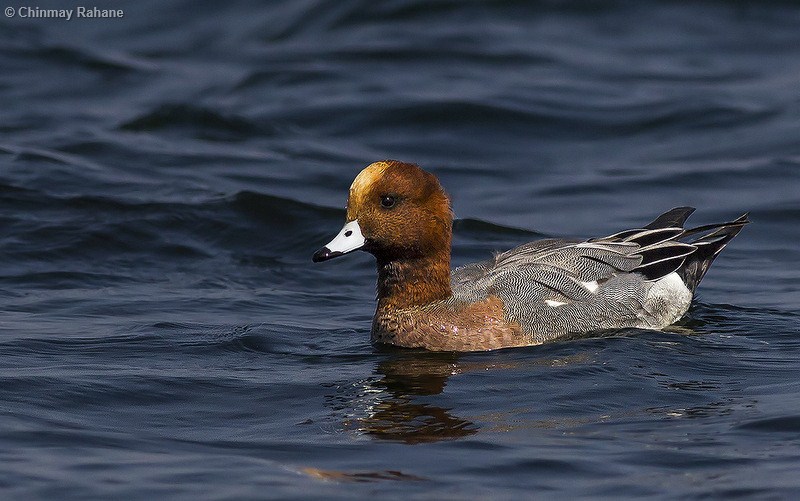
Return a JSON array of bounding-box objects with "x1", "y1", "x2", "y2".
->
[{"x1": 312, "y1": 161, "x2": 748, "y2": 352}]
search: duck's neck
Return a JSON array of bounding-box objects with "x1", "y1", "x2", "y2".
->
[{"x1": 376, "y1": 251, "x2": 452, "y2": 310}]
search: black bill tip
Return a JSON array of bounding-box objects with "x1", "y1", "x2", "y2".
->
[{"x1": 312, "y1": 246, "x2": 343, "y2": 263}]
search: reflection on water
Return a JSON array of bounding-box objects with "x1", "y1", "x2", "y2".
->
[
  {"x1": 298, "y1": 466, "x2": 426, "y2": 483},
  {"x1": 355, "y1": 400, "x2": 478, "y2": 444},
  {"x1": 331, "y1": 350, "x2": 595, "y2": 443},
  {"x1": 646, "y1": 399, "x2": 756, "y2": 419},
  {"x1": 347, "y1": 352, "x2": 477, "y2": 444},
  {"x1": 326, "y1": 330, "x2": 761, "y2": 444}
]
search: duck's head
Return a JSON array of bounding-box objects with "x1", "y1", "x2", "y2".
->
[{"x1": 313, "y1": 161, "x2": 453, "y2": 264}]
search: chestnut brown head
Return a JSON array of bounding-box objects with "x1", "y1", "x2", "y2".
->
[{"x1": 313, "y1": 161, "x2": 453, "y2": 263}]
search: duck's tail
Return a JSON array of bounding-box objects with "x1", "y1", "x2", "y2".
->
[
  {"x1": 675, "y1": 211, "x2": 750, "y2": 292},
  {"x1": 596, "y1": 207, "x2": 749, "y2": 291}
]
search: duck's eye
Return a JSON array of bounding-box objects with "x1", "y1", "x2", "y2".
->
[{"x1": 380, "y1": 195, "x2": 396, "y2": 209}]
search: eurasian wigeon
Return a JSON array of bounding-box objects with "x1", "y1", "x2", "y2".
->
[{"x1": 313, "y1": 161, "x2": 748, "y2": 352}]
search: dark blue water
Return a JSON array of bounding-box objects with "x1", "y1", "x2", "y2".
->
[{"x1": 2, "y1": 1, "x2": 800, "y2": 498}]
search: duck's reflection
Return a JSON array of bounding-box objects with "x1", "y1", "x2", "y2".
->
[
  {"x1": 326, "y1": 327, "x2": 717, "y2": 444},
  {"x1": 335, "y1": 350, "x2": 586, "y2": 444},
  {"x1": 350, "y1": 352, "x2": 477, "y2": 444}
]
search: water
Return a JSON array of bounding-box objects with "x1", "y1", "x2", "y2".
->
[{"x1": 2, "y1": 0, "x2": 800, "y2": 498}]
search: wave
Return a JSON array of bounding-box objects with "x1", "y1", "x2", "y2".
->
[{"x1": 120, "y1": 104, "x2": 274, "y2": 142}]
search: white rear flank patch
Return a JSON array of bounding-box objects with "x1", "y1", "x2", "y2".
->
[
  {"x1": 646, "y1": 272, "x2": 693, "y2": 326},
  {"x1": 650, "y1": 272, "x2": 691, "y2": 299},
  {"x1": 545, "y1": 299, "x2": 567, "y2": 307},
  {"x1": 580, "y1": 280, "x2": 599, "y2": 293}
]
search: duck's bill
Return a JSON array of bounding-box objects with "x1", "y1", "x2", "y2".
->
[{"x1": 312, "y1": 219, "x2": 365, "y2": 262}]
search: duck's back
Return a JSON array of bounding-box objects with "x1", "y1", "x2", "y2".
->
[{"x1": 449, "y1": 208, "x2": 748, "y2": 344}]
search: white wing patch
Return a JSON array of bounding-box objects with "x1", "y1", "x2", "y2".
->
[
  {"x1": 545, "y1": 299, "x2": 568, "y2": 308},
  {"x1": 580, "y1": 280, "x2": 599, "y2": 293}
]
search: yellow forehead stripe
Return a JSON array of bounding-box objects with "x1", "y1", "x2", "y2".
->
[{"x1": 350, "y1": 161, "x2": 390, "y2": 196}]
